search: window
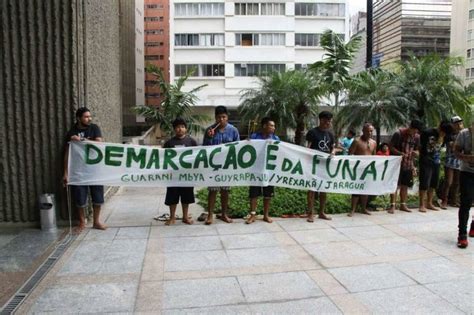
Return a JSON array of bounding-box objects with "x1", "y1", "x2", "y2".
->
[
  {"x1": 175, "y1": 34, "x2": 224, "y2": 46},
  {"x1": 175, "y1": 64, "x2": 225, "y2": 76},
  {"x1": 145, "y1": 93, "x2": 161, "y2": 98},
  {"x1": 468, "y1": 49, "x2": 471, "y2": 58},
  {"x1": 470, "y1": 9, "x2": 474, "y2": 19},
  {"x1": 295, "y1": 3, "x2": 345, "y2": 16},
  {"x1": 144, "y1": 17, "x2": 163, "y2": 22},
  {"x1": 235, "y1": 3, "x2": 285, "y2": 15},
  {"x1": 235, "y1": 33, "x2": 285, "y2": 46},
  {"x1": 145, "y1": 55, "x2": 164, "y2": 60},
  {"x1": 467, "y1": 68, "x2": 471, "y2": 78},
  {"x1": 145, "y1": 42, "x2": 164, "y2": 47},
  {"x1": 294, "y1": 64, "x2": 308, "y2": 70},
  {"x1": 175, "y1": 3, "x2": 224, "y2": 16},
  {"x1": 145, "y1": 80, "x2": 156, "y2": 86},
  {"x1": 295, "y1": 34, "x2": 320, "y2": 46},
  {"x1": 234, "y1": 64, "x2": 285, "y2": 76},
  {"x1": 146, "y1": 4, "x2": 164, "y2": 9},
  {"x1": 145, "y1": 29, "x2": 164, "y2": 35}
]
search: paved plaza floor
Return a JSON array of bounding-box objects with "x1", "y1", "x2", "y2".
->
[{"x1": 11, "y1": 187, "x2": 474, "y2": 314}]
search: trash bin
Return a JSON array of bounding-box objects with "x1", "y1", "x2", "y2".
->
[{"x1": 39, "y1": 194, "x2": 57, "y2": 232}]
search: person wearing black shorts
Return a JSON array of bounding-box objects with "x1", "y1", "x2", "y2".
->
[
  {"x1": 63, "y1": 107, "x2": 106, "y2": 233},
  {"x1": 245, "y1": 117, "x2": 279, "y2": 224},
  {"x1": 162, "y1": 118, "x2": 197, "y2": 225}
]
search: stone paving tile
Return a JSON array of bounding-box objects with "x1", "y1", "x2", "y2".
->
[
  {"x1": 151, "y1": 225, "x2": 219, "y2": 238},
  {"x1": 28, "y1": 282, "x2": 138, "y2": 313},
  {"x1": 353, "y1": 285, "x2": 464, "y2": 314},
  {"x1": 115, "y1": 226, "x2": 150, "y2": 239},
  {"x1": 162, "y1": 277, "x2": 245, "y2": 309},
  {"x1": 328, "y1": 263, "x2": 416, "y2": 293},
  {"x1": 0, "y1": 230, "x2": 60, "y2": 258},
  {"x1": 416, "y1": 232, "x2": 474, "y2": 255},
  {"x1": 238, "y1": 271, "x2": 324, "y2": 303},
  {"x1": 289, "y1": 228, "x2": 349, "y2": 244},
  {"x1": 164, "y1": 250, "x2": 230, "y2": 272},
  {"x1": 83, "y1": 228, "x2": 118, "y2": 241},
  {"x1": 227, "y1": 247, "x2": 292, "y2": 268},
  {"x1": 276, "y1": 219, "x2": 331, "y2": 231},
  {"x1": 215, "y1": 221, "x2": 283, "y2": 235},
  {"x1": 303, "y1": 241, "x2": 375, "y2": 268},
  {"x1": 336, "y1": 225, "x2": 398, "y2": 241},
  {"x1": 357, "y1": 236, "x2": 433, "y2": 257},
  {"x1": 163, "y1": 305, "x2": 251, "y2": 315},
  {"x1": 425, "y1": 279, "x2": 473, "y2": 314},
  {"x1": 325, "y1": 216, "x2": 374, "y2": 228},
  {"x1": 393, "y1": 256, "x2": 472, "y2": 284},
  {"x1": 387, "y1": 220, "x2": 455, "y2": 236},
  {"x1": 306, "y1": 270, "x2": 348, "y2": 296},
  {"x1": 220, "y1": 233, "x2": 279, "y2": 249},
  {"x1": 134, "y1": 281, "x2": 164, "y2": 312},
  {"x1": 0, "y1": 233, "x2": 17, "y2": 248},
  {"x1": 163, "y1": 236, "x2": 223, "y2": 252},
  {"x1": 248, "y1": 297, "x2": 342, "y2": 315}
]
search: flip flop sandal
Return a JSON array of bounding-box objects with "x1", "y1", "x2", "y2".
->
[
  {"x1": 197, "y1": 213, "x2": 208, "y2": 222},
  {"x1": 154, "y1": 213, "x2": 170, "y2": 221}
]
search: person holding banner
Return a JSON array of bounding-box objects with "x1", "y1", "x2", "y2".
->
[
  {"x1": 202, "y1": 106, "x2": 240, "y2": 225},
  {"x1": 162, "y1": 118, "x2": 198, "y2": 226},
  {"x1": 348, "y1": 123, "x2": 377, "y2": 217},
  {"x1": 63, "y1": 107, "x2": 106, "y2": 233},
  {"x1": 246, "y1": 117, "x2": 280, "y2": 224},
  {"x1": 306, "y1": 111, "x2": 336, "y2": 222},
  {"x1": 454, "y1": 120, "x2": 474, "y2": 248}
]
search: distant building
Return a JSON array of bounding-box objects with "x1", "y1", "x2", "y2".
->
[
  {"x1": 121, "y1": 0, "x2": 147, "y2": 136},
  {"x1": 350, "y1": 11, "x2": 367, "y2": 74},
  {"x1": 450, "y1": 0, "x2": 473, "y2": 86},
  {"x1": 373, "y1": 0, "x2": 451, "y2": 67},
  {"x1": 144, "y1": 0, "x2": 170, "y2": 107}
]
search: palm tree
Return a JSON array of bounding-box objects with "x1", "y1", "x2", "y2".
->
[
  {"x1": 133, "y1": 64, "x2": 209, "y2": 137},
  {"x1": 238, "y1": 70, "x2": 323, "y2": 145},
  {"x1": 309, "y1": 30, "x2": 362, "y2": 112},
  {"x1": 336, "y1": 68, "x2": 412, "y2": 145},
  {"x1": 397, "y1": 54, "x2": 471, "y2": 127}
]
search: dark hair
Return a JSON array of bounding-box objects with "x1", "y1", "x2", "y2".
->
[
  {"x1": 215, "y1": 106, "x2": 228, "y2": 116},
  {"x1": 318, "y1": 111, "x2": 333, "y2": 120},
  {"x1": 348, "y1": 129, "x2": 356, "y2": 136},
  {"x1": 439, "y1": 120, "x2": 453, "y2": 135},
  {"x1": 379, "y1": 142, "x2": 389, "y2": 150},
  {"x1": 261, "y1": 117, "x2": 273, "y2": 126},
  {"x1": 172, "y1": 117, "x2": 187, "y2": 128},
  {"x1": 409, "y1": 119, "x2": 423, "y2": 132},
  {"x1": 75, "y1": 107, "x2": 90, "y2": 119}
]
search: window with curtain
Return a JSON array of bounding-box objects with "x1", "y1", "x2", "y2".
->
[
  {"x1": 175, "y1": 3, "x2": 224, "y2": 16},
  {"x1": 234, "y1": 64, "x2": 285, "y2": 76}
]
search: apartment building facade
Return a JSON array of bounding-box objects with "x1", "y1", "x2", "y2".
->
[
  {"x1": 450, "y1": 0, "x2": 474, "y2": 85},
  {"x1": 170, "y1": 0, "x2": 348, "y2": 121}
]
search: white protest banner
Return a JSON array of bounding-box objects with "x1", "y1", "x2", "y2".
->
[{"x1": 68, "y1": 140, "x2": 401, "y2": 195}]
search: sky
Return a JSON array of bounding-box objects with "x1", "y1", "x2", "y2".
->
[{"x1": 348, "y1": 0, "x2": 367, "y2": 15}]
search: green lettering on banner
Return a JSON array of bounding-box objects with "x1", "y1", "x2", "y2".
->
[
  {"x1": 163, "y1": 149, "x2": 178, "y2": 170},
  {"x1": 291, "y1": 160, "x2": 303, "y2": 175},
  {"x1": 312, "y1": 155, "x2": 322, "y2": 175},
  {"x1": 126, "y1": 147, "x2": 147, "y2": 169},
  {"x1": 223, "y1": 143, "x2": 238, "y2": 169},
  {"x1": 237, "y1": 144, "x2": 256, "y2": 168},
  {"x1": 360, "y1": 161, "x2": 377, "y2": 181},
  {"x1": 146, "y1": 149, "x2": 160, "y2": 169},
  {"x1": 105, "y1": 146, "x2": 124, "y2": 166},
  {"x1": 209, "y1": 147, "x2": 222, "y2": 170},
  {"x1": 381, "y1": 160, "x2": 389, "y2": 180},
  {"x1": 341, "y1": 159, "x2": 360, "y2": 180},
  {"x1": 265, "y1": 144, "x2": 278, "y2": 170},
  {"x1": 193, "y1": 149, "x2": 209, "y2": 169},
  {"x1": 85, "y1": 144, "x2": 103, "y2": 164},
  {"x1": 179, "y1": 149, "x2": 193, "y2": 169},
  {"x1": 326, "y1": 158, "x2": 341, "y2": 178},
  {"x1": 281, "y1": 158, "x2": 293, "y2": 172}
]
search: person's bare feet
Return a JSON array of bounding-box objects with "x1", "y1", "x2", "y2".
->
[
  {"x1": 419, "y1": 207, "x2": 427, "y2": 213},
  {"x1": 361, "y1": 209, "x2": 371, "y2": 215},
  {"x1": 347, "y1": 211, "x2": 354, "y2": 217},
  {"x1": 205, "y1": 214, "x2": 213, "y2": 225},
  {"x1": 318, "y1": 213, "x2": 332, "y2": 220},
  {"x1": 73, "y1": 223, "x2": 86, "y2": 234},
  {"x1": 427, "y1": 204, "x2": 439, "y2": 211},
  {"x1": 263, "y1": 216, "x2": 273, "y2": 223},
  {"x1": 93, "y1": 222, "x2": 107, "y2": 230},
  {"x1": 165, "y1": 218, "x2": 176, "y2": 226},
  {"x1": 219, "y1": 215, "x2": 233, "y2": 223},
  {"x1": 182, "y1": 218, "x2": 193, "y2": 225},
  {"x1": 440, "y1": 202, "x2": 448, "y2": 210},
  {"x1": 307, "y1": 214, "x2": 314, "y2": 222},
  {"x1": 387, "y1": 204, "x2": 395, "y2": 214},
  {"x1": 399, "y1": 204, "x2": 412, "y2": 212},
  {"x1": 246, "y1": 214, "x2": 256, "y2": 224}
]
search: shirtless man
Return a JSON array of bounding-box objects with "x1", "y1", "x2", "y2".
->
[{"x1": 348, "y1": 123, "x2": 377, "y2": 217}]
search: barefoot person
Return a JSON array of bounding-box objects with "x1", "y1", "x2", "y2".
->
[
  {"x1": 246, "y1": 117, "x2": 279, "y2": 224},
  {"x1": 63, "y1": 107, "x2": 106, "y2": 233},
  {"x1": 454, "y1": 120, "x2": 474, "y2": 248},
  {"x1": 388, "y1": 120, "x2": 423, "y2": 213},
  {"x1": 203, "y1": 106, "x2": 240, "y2": 225},
  {"x1": 306, "y1": 111, "x2": 336, "y2": 222},
  {"x1": 348, "y1": 123, "x2": 377, "y2": 217},
  {"x1": 163, "y1": 118, "x2": 197, "y2": 225},
  {"x1": 418, "y1": 121, "x2": 449, "y2": 213}
]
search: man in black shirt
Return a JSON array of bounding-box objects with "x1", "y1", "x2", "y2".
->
[
  {"x1": 162, "y1": 118, "x2": 197, "y2": 225},
  {"x1": 63, "y1": 107, "x2": 106, "y2": 233},
  {"x1": 305, "y1": 111, "x2": 336, "y2": 222}
]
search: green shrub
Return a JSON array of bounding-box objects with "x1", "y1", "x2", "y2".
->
[{"x1": 196, "y1": 187, "x2": 420, "y2": 218}]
